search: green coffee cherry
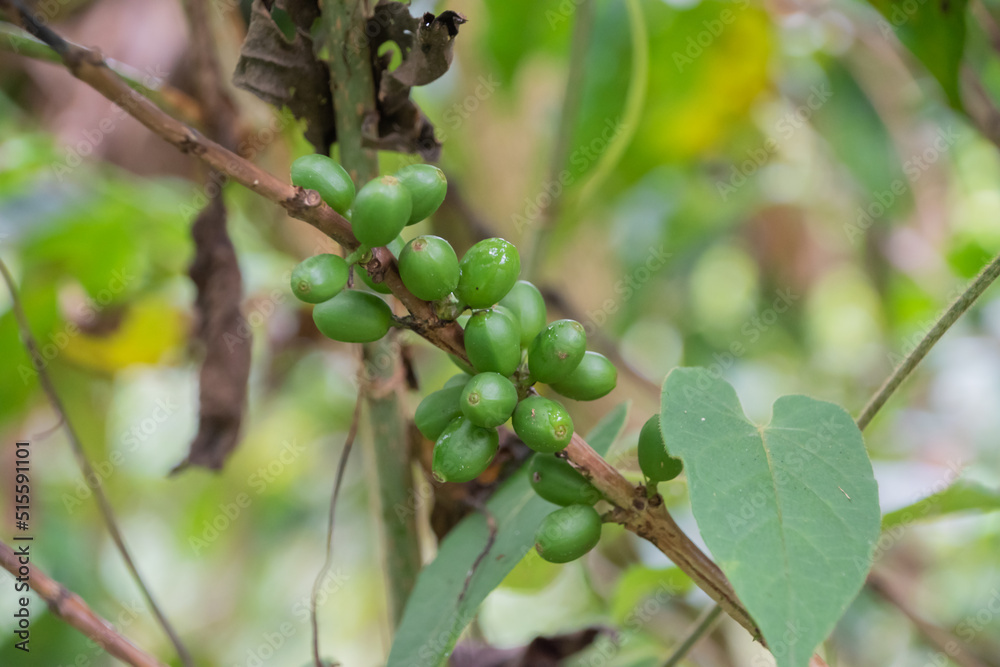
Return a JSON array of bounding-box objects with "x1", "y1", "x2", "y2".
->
[
  {"x1": 443, "y1": 373, "x2": 472, "y2": 389},
  {"x1": 358, "y1": 235, "x2": 404, "y2": 294},
  {"x1": 637, "y1": 415, "x2": 683, "y2": 483},
  {"x1": 352, "y1": 175, "x2": 413, "y2": 247},
  {"x1": 549, "y1": 351, "x2": 617, "y2": 401},
  {"x1": 499, "y1": 280, "x2": 547, "y2": 347},
  {"x1": 460, "y1": 372, "x2": 518, "y2": 428},
  {"x1": 398, "y1": 235, "x2": 460, "y2": 301},
  {"x1": 464, "y1": 309, "x2": 521, "y2": 376},
  {"x1": 432, "y1": 416, "x2": 499, "y2": 483},
  {"x1": 312, "y1": 290, "x2": 392, "y2": 343},
  {"x1": 528, "y1": 319, "x2": 587, "y2": 384},
  {"x1": 512, "y1": 395, "x2": 574, "y2": 453},
  {"x1": 396, "y1": 164, "x2": 447, "y2": 225},
  {"x1": 414, "y1": 386, "x2": 464, "y2": 441},
  {"x1": 290, "y1": 254, "x2": 349, "y2": 304},
  {"x1": 456, "y1": 238, "x2": 521, "y2": 309},
  {"x1": 528, "y1": 454, "x2": 600, "y2": 506},
  {"x1": 290, "y1": 154, "x2": 355, "y2": 215},
  {"x1": 535, "y1": 504, "x2": 602, "y2": 564}
]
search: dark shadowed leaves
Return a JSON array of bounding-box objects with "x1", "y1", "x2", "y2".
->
[
  {"x1": 235, "y1": 0, "x2": 464, "y2": 159},
  {"x1": 362, "y1": 2, "x2": 465, "y2": 159},
  {"x1": 174, "y1": 195, "x2": 250, "y2": 472}
]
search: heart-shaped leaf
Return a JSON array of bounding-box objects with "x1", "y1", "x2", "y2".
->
[{"x1": 660, "y1": 368, "x2": 880, "y2": 667}]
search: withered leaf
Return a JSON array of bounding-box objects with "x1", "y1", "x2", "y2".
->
[
  {"x1": 233, "y1": 0, "x2": 336, "y2": 154},
  {"x1": 366, "y1": 2, "x2": 467, "y2": 160},
  {"x1": 173, "y1": 194, "x2": 251, "y2": 473}
]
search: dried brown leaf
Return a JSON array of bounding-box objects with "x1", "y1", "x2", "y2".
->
[
  {"x1": 174, "y1": 194, "x2": 250, "y2": 472},
  {"x1": 233, "y1": 0, "x2": 336, "y2": 153}
]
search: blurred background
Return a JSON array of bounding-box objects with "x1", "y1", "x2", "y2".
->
[{"x1": 2, "y1": 0, "x2": 1000, "y2": 665}]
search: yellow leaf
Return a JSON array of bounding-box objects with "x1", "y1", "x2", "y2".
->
[{"x1": 62, "y1": 299, "x2": 186, "y2": 372}]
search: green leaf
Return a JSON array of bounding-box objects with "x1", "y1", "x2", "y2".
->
[
  {"x1": 609, "y1": 565, "x2": 692, "y2": 624},
  {"x1": 866, "y1": 0, "x2": 968, "y2": 108},
  {"x1": 387, "y1": 402, "x2": 630, "y2": 667},
  {"x1": 882, "y1": 480, "x2": 1000, "y2": 530},
  {"x1": 660, "y1": 368, "x2": 880, "y2": 667}
]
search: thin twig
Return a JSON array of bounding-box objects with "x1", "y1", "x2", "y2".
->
[
  {"x1": 0, "y1": 260, "x2": 192, "y2": 667},
  {"x1": 856, "y1": 249, "x2": 1000, "y2": 430},
  {"x1": 0, "y1": 22, "x2": 203, "y2": 125},
  {"x1": 0, "y1": 542, "x2": 167, "y2": 667},
  {"x1": 311, "y1": 387, "x2": 364, "y2": 667},
  {"x1": 662, "y1": 604, "x2": 722, "y2": 667}
]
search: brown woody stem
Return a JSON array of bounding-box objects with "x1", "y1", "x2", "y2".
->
[{"x1": 0, "y1": 541, "x2": 167, "y2": 667}]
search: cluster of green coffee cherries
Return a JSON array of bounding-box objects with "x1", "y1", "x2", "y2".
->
[{"x1": 288, "y1": 155, "x2": 683, "y2": 564}]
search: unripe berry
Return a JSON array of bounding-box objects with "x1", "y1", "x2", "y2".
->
[
  {"x1": 456, "y1": 238, "x2": 520, "y2": 308},
  {"x1": 528, "y1": 320, "x2": 586, "y2": 384},
  {"x1": 550, "y1": 351, "x2": 617, "y2": 401},
  {"x1": 464, "y1": 309, "x2": 521, "y2": 376},
  {"x1": 460, "y1": 372, "x2": 518, "y2": 428},
  {"x1": 290, "y1": 154, "x2": 355, "y2": 215},
  {"x1": 290, "y1": 254, "x2": 349, "y2": 304},
  {"x1": 513, "y1": 395, "x2": 574, "y2": 453},
  {"x1": 352, "y1": 175, "x2": 412, "y2": 247},
  {"x1": 396, "y1": 164, "x2": 447, "y2": 225},
  {"x1": 312, "y1": 290, "x2": 392, "y2": 343},
  {"x1": 499, "y1": 280, "x2": 547, "y2": 347},
  {"x1": 432, "y1": 416, "x2": 499, "y2": 483},
  {"x1": 637, "y1": 415, "x2": 683, "y2": 483},
  {"x1": 528, "y1": 454, "x2": 601, "y2": 506},
  {"x1": 534, "y1": 504, "x2": 602, "y2": 563},
  {"x1": 398, "y1": 235, "x2": 459, "y2": 300}
]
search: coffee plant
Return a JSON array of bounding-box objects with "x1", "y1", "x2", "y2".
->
[{"x1": 2, "y1": 0, "x2": 1000, "y2": 666}]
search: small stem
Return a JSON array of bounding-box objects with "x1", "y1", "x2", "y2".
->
[
  {"x1": 0, "y1": 23, "x2": 203, "y2": 125},
  {"x1": 857, "y1": 249, "x2": 1000, "y2": 430},
  {"x1": 0, "y1": 542, "x2": 167, "y2": 667},
  {"x1": 0, "y1": 260, "x2": 193, "y2": 667},
  {"x1": 311, "y1": 384, "x2": 363, "y2": 667},
  {"x1": 663, "y1": 604, "x2": 722, "y2": 667}
]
